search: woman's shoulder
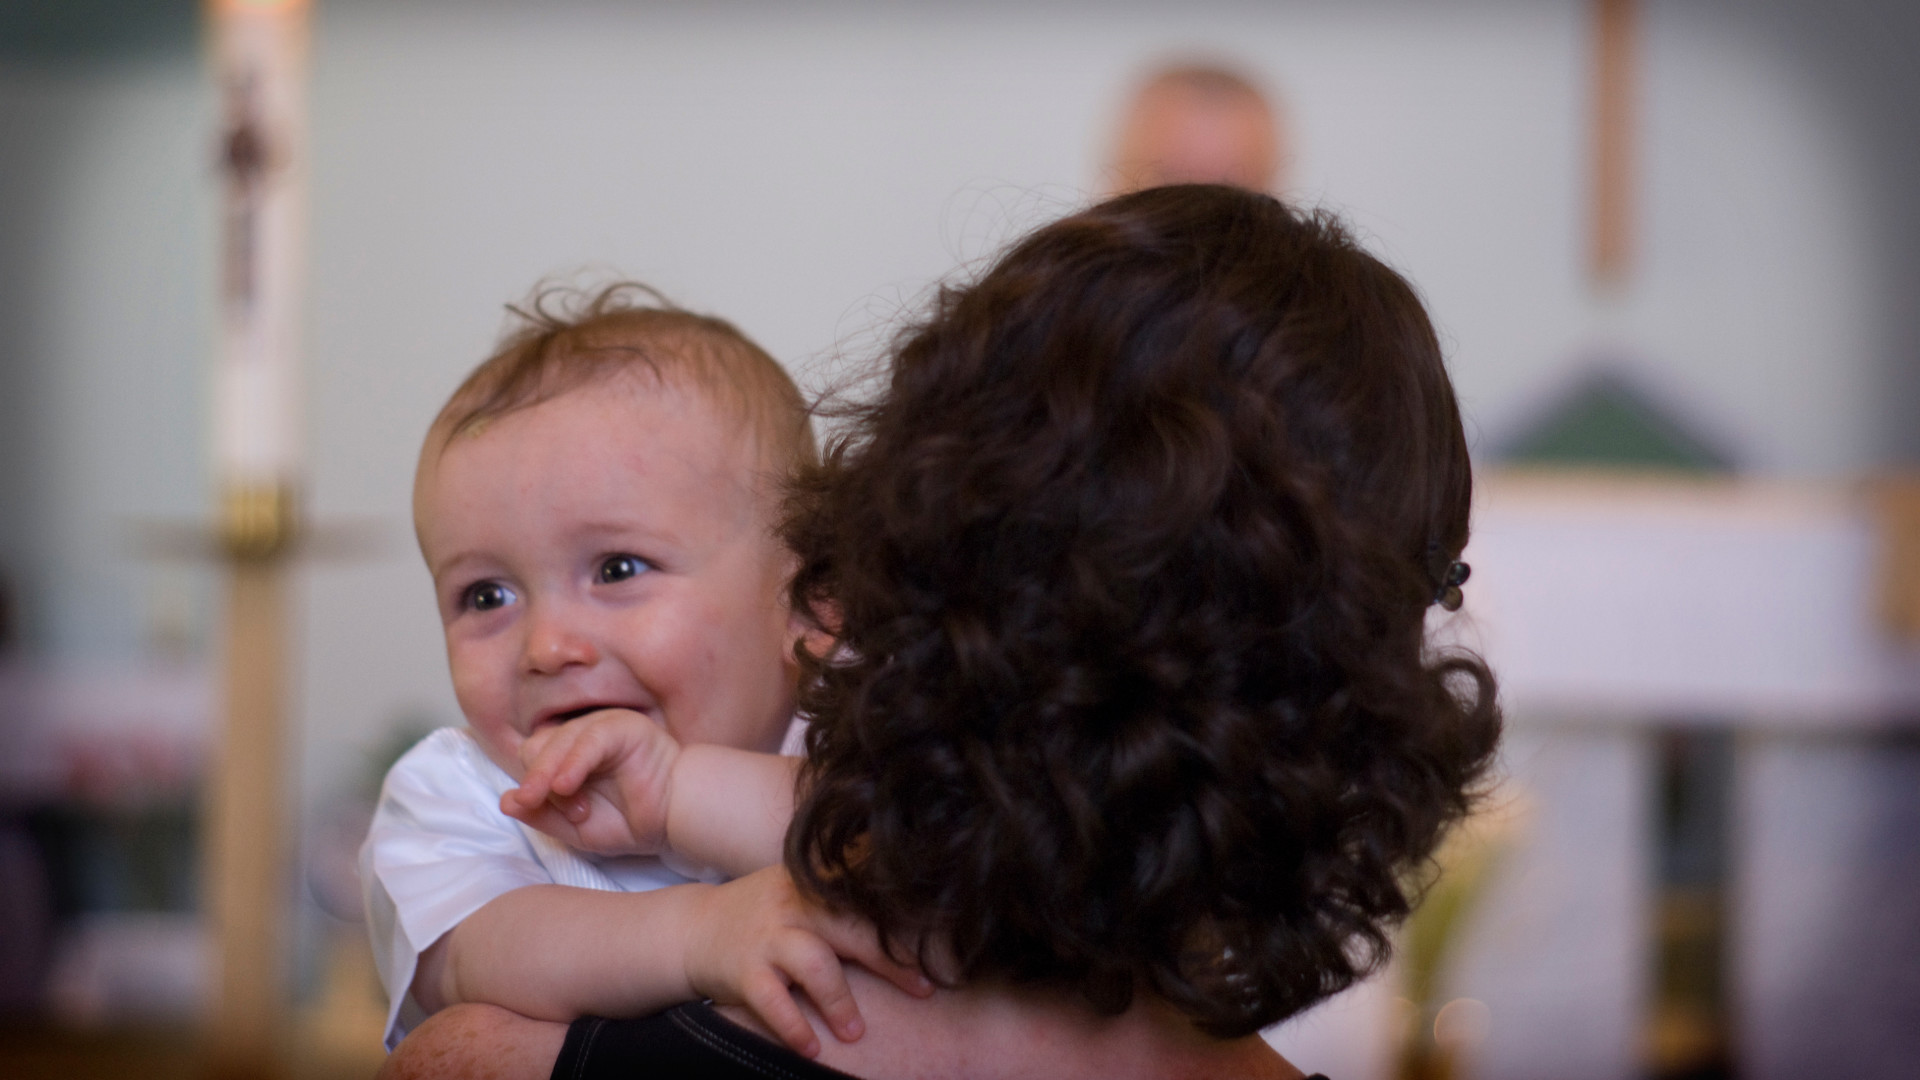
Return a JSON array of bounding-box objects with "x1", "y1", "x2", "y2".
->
[{"x1": 717, "y1": 968, "x2": 1312, "y2": 1080}]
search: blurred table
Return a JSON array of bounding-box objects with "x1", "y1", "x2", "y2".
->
[{"x1": 1459, "y1": 471, "x2": 1920, "y2": 729}]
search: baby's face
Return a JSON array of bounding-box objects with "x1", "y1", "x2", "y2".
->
[{"x1": 414, "y1": 376, "x2": 802, "y2": 777}]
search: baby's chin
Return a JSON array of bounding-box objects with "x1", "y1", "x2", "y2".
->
[{"x1": 465, "y1": 726, "x2": 527, "y2": 781}]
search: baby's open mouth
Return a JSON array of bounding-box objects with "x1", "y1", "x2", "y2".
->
[{"x1": 542, "y1": 704, "x2": 631, "y2": 727}]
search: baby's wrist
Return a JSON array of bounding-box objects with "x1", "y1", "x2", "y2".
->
[{"x1": 658, "y1": 742, "x2": 707, "y2": 854}]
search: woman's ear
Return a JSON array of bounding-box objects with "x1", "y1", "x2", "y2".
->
[{"x1": 786, "y1": 601, "x2": 838, "y2": 663}]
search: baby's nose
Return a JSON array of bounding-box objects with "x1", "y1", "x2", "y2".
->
[{"x1": 522, "y1": 606, "x2": 598, "y2": 673}]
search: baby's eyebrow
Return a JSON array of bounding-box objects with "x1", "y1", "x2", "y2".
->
[
  {"x1": 424, "y1": 549, "x2": 498, "y2": 584},
  {"x1": 569, "y1": 518, "x2": 690, "y2": 551}
]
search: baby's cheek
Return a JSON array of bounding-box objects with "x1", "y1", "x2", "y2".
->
[
  {"x1": 447, "y1": 653, "x2": 521, "y2": 768},
  {"x1": 660, "y1": 629, "x2": 778, "y2": 749},
  {"x1": 719, "y1": 621, "x2": 804, "y2": 751},
  {"x1": 446, "y1": 655, "x2": 489, "y2": 720},
  {"x1": 653, "y1": 630, "x2": 728, "y2": 737}
]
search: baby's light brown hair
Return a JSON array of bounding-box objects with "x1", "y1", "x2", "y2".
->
[{"x1": 427, "y1": 282, "x2": 816, "y2": 480}]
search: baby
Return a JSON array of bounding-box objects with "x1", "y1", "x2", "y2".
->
[{"x1": 359, "y1": 285, "x2": 924, "y2": 1057}]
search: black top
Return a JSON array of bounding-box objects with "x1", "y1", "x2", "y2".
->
[
  {"x1": 553, "y1": 1004, "x2": 860, "y2": 1080},
  {"x1": 551, "y1": 1003, "x2": 1330, "y2": 1080}
]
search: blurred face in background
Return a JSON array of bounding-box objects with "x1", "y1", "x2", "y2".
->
[{"x1": 1109, "y1": 64, "x2": 1284, "y2": 194}]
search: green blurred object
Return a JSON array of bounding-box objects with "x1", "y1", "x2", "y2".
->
[
  {"x1": 0, "y1": 0, "x2": 198, "y2": 63},
  {"x1": 1499, "y1": 370, "x2": 1734, "y2": 474},
  {"x1": 25, "y1": 801, "x2": 198, "y2": 916},
  {"x1": 1395, "y1": 800, "x2": 1525, "y2": 1080},
  {"x1": 362, "y1": 713, "x2": 443, "y2": 800}
]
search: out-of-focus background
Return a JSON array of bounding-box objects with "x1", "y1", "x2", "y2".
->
[{"x1": 2, "y1": 1, "x2": 1918, "y2": 1078}]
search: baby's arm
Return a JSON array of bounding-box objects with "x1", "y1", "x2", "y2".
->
[
  {"x1": 663, "y1": 744, "x2": 802, "y2": 876},
  {"x1": 503, "y1": 709, "x2": 799, "y2": 878},
  {"x1": 433, "y1": 712, "x2": 926, "y2": 1056},
  {"x1": 412, "y1": 883, "x2": 703, "y2": 1021},
  {"x1": 413, "y1": 868, "x2": 919, "y2": 1058}
]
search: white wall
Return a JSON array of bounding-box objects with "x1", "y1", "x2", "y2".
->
[{"x1": 0, "y1": 56, "x2": 216, "y2": 662}]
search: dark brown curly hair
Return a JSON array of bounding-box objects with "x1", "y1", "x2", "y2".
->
[{"x1": 782, "y1": 185, "x2": 1500, "y2": 1038}]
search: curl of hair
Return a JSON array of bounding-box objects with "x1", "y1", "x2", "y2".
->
[{"x1": 782, "y1": 185, "x2": 1500, "y2": 1038}]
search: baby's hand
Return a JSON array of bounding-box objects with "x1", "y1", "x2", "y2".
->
[
  {"x1": 685, "y1": 866, "x2": 933, "y2": 1058},
  {"x1": 501, "y1": 709, "x2": 679, "y2": 856}
]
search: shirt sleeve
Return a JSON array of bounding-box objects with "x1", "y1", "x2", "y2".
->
[
  {"x1": 779, "y1": 714, "x2": 808, "y2": 757},
  {"x1": 359, "y1": 728, "x2": 551, "y2": 1051}
]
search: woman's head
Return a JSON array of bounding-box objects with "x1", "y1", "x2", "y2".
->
[{"x1": 784, "y1": 185, "x2": 1500, "y2": 1036}]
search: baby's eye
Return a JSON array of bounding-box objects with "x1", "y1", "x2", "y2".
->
[
  {"x1": 597, "y1": 554, "x2": 649, "y2": 584},
  {"x1": 462, "y1": 581, "x2": 515, "y2": 612}
]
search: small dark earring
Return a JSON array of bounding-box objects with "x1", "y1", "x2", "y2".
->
[{"x1": 1436, "y1": 560, "x2": 1470, "y2": 611}]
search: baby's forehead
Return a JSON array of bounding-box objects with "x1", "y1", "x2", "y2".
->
[
  {"x1": 574, "y1": 368, "x2": 783, "y2": 476},
  {"x1": 428, "y1": 365, "x2": 727, "y2": 456},
  {"x1": 418, "y1": 372, "x2": 774, "y2": 519},
  {"x1": 568, "y1": 362, "x2": 733, "y2": 421}
]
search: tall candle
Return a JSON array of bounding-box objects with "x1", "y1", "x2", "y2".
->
[{"x1": 212, "y1": 0, "x2": 308, "y2": 495}]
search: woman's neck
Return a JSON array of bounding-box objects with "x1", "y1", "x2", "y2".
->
[{"x1": 717, "y1": 966, "x2": 1305, "y2": 1080}]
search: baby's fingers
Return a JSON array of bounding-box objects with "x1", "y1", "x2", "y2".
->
[
  {"x1": 814, "y1": 914, "x2": 933, "y2": 999},
  {"x1": 519, "y1": 724, "x2": 605, "y2": 800},
  {"x1": 738, "y1": 968, "x2": 821, "y2": 1059},
  {"x1": 503, "y1": 769, "x2": 591, "y2": 826},
  {"x1": 500, "y1": 773, "x2": 552, "y2": 817},
  {"x1": 543, "y1": 731, "x2": 620, "y2": 800},
  {"x1": 549, "y1": 791, "x2": 592, "y2": 824},
  {"x1": 773, "y1": 931, "x2": 866, "y2": 1046},
  {"x1": 498, "y1": 794, "x2": 582, "y2": 848}
]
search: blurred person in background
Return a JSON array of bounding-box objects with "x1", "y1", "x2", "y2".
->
[{"x1": 1107, "y1": 62, "x2": 1286, "y2": 194}]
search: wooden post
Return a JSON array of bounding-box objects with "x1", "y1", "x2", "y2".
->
[
  {"x1": 1590, "y1": 0, "x2": 1636, "y2": 286},
  {"x1": 206, "y1": 542, "x2": 293, "y2": 1080},
  {"x1": 1876, "y1": 476, "x2": 1920, "y2": 639}
]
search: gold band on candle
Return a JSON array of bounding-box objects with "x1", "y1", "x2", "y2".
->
[{"x1": 219, "y1": 482, "x2": 298, "y2": 560}]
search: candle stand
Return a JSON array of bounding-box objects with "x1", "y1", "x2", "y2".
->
[{"x1": 202, "y1": 483, "x2": 298, "y2": 1080}]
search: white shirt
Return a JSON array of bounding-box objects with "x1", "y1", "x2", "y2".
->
[{"x1": 359, "y1": 726, "x2": 702, "y2": 1050}]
